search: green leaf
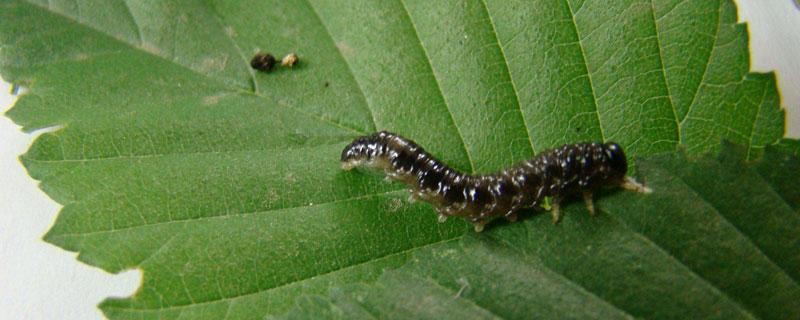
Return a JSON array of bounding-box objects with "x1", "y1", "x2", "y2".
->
[
  {"x1": 0, "y1": 0, "x2": 789, "y2": 318},
  {"x1": 755, "y1": 141, "x2": 800, "y2": 212},
  {"x1": 279, "y1": 143, "x2": 800, "y2": 319},
  {"x1": 775, "y1": 138, "x2": 800, "y2": 157}
]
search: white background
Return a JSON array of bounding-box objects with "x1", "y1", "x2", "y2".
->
[{"x1": 2, "y1": 1, "x2": 799, "y2": 319}]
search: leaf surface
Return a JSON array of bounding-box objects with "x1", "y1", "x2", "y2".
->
[
  {"x1": 280, "y1": 144, "x2": 800, "y2": 319},
  {"x1": 0, "y1": 0, "x2": 790, "y2": 318}
]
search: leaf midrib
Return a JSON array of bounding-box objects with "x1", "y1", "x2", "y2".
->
[
  {"x1": 22, "y1": 135, "x2": 354, "y2": 163},
  {"x1": 47, "y1": 189, "x2": 408, "y2": 239}
]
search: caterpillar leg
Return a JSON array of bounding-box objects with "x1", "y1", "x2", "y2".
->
[
  {"x1": 620, "y1": 176, "x2": 652, "y2": 194},
  {"x1": 438, "y1": 214, "x2": 448, "y2": 223},
  {"x1": 551, "y1": 197, "x2": 562, "y2": 224},
  {"x1": 583, "y1": 191, "x2": 595, "y2": 216},
  {"x1": 505, "y1": 212, "x2": 518, "y2": 222},
  {"x1": 473, "y1": 221, "x2": 487, "y2": 232}
]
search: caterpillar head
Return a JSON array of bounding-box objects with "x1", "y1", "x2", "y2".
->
[
  {"x1": 340, "y1": 138, "x2": 369, "y2": 170},
  {"x1": 603, "y1": 142, "x2": 628, "y2": 178}
]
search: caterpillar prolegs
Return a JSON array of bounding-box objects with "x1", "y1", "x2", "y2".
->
[{"x1": 340, "y1": 132, "x2": 651, "y2": 232}]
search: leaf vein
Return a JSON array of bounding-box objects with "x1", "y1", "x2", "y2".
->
[
  {"x1": 304, "y1": 0, "x2": 379, "y2": 133},
  {"x1": 661, "y1": 162, "x2": 800, "y2": 286},
  {"x1": 19, "y1": 0, "x2": 367, "y2": 135},
  {"x1": 745, "y1": 77, "x2": 769, "y2": 160},
  {"x1": 486, "y1": 233, "x2": 636, "y2": 319},
  {"x1": 204, "y1": 1, "x2": 259, "y2": 92},
  {"x1": 680, "y1": 1, "x2": 722, "y2": 125},
  {"x1": 564, "y1": 0, "x2": 606, "y2": 142},
  {"x1": 397, "y1": 0, "x2": 475, "y2": 173},
  {"x1": 479, "y1": 0, "x2": 536, "y2": 154},
  {"x1": 103, "y1": 237, "x2": 463, "y2": 313},
  {"x1": 648, "y1": 0, "x2": 680, "y2": 144}
]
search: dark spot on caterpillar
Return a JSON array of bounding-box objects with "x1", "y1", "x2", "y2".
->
[
  {"x1": 324, "y1": 81, "x2": 329, "y2": 88},
  {"x1": 341, "y1": 131, "x2": 651, "y2": 232},
  {"x1": 576, "y1": 127, "x2": 582, "y2": 132},
  {"x1": 250, "y1": 53, "x2": 277, "y2": 72}
]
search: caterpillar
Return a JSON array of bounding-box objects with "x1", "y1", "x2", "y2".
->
[{"x1": 340, "y1": 131, "x2": 651, "y2": 232}]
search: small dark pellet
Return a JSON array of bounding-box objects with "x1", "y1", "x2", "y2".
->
[{"x1": 250, "y1": 53, "x2": 277, "y2": 72}]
